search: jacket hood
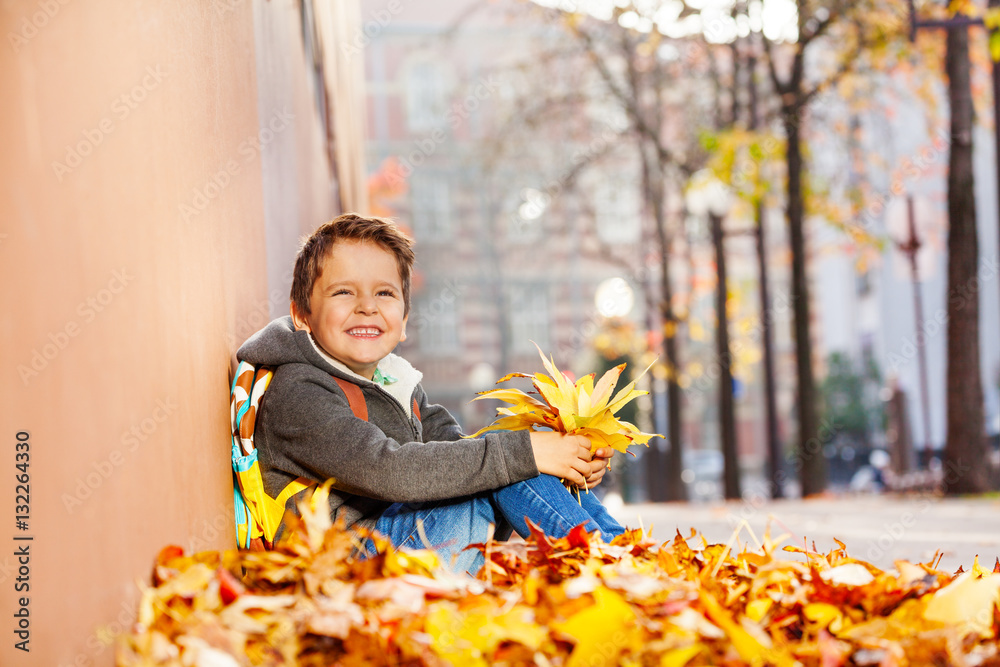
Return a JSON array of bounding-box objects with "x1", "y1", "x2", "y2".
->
[
  {"x1": 237, "y1": 316, "x2": 423, "y2": 415},
  {"x1": 238, "y1": 316, "x2": 323, "y2": 368}
]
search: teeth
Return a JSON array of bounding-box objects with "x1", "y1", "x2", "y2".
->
[{"x1": 349, "y1": 328, "x2": 380, "y2": 336}]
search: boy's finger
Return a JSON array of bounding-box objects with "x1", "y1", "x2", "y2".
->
[
  {"x1": 581, "y1": 466, "x2": 606, "y2": 488},
  {"x1": 569, "y1": 458, "x2": 590, "y2": 478}
]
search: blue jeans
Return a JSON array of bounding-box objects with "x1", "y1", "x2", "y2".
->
[{"x1": 370, "y1": 474, "x2": 625, "y2": 574}]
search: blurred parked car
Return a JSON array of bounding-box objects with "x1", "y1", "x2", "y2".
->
[{"x1": 682, "y1": 449, "x2": 723, "y2": 502}]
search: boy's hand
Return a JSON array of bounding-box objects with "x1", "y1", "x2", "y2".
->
[
  {"x1": 528, "y1": 432, "x2": 594, "y2": 486},
  {"x1": 577, "y1": 447, "x2": 615, "y2": 489}
]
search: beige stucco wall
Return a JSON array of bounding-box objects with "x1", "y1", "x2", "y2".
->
[{"x1": 0, "y1": 1, "x2": 364, "y2": 665}]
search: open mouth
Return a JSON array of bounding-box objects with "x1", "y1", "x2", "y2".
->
[{"x1": 346, "y1": 327, "x2": 382, "y2": 338}]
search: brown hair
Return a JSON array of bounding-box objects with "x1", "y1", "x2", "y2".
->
[{"x1": 291, "y1": 213, "x2": 415, "y2": 317}]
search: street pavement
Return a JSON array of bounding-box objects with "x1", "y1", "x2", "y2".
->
[{"x1": 607, "y1": 494, "x2": 1000, "y2": 574}]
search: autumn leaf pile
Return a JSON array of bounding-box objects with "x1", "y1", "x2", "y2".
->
[
  {"x1": 468, "y1": 344, "x2": 660, "y2": 456},
  {"x1": 117, "y1": 483, "x2": 1000, "y2": 667}
]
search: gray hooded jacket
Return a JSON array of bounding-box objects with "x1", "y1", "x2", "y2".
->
[{"x1": 237, "y1": 316, "x2": 539, "y2": 539}]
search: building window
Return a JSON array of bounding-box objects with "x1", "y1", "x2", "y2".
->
[
  {"x1": 410, "y1": 172, "x2": 452, "y2": 242},
  {"x1": 405, "y1": 61, "x2": 448, "y2": 132},
  {"x1": 413, "y1": 284, "x2": 461, "y2": 354},
  {"x1": 507, "y1": 283, "x2": 550, "y2": 353},
  {"x1": 594, "y1": 180, "x2": 641, "y2": 244}
]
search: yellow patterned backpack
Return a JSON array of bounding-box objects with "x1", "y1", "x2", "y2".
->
[
  {"x1": 230, "y1": 361, "x2": 314, "y2": 550},
  {"x1": 230, "y1": 359, "x2": 422, "y2": 549}
]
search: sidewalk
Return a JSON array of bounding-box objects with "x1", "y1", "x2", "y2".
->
[{"x1": 609, "y1": 494, "x2": 1000, "y2": 573}]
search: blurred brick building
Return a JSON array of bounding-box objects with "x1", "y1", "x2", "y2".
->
[
  {"x1": 360, "y1": 0, "x2": 653, "y2": 425},
  {"x1": 359, "y1": 0, "x2": 803, "y2": 498}
]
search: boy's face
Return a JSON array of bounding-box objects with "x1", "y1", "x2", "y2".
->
[{"x1": 291, "y1": 239, "x2": 408, "y2": 380}]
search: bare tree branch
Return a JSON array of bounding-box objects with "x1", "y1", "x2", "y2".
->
[
  {"x1": 763, "y1": 36, "x2": 789, "y2": 96},
  {"x1": 802, "y1": 15, "x2": 873, "y2": 105},
  {"x1": 571, "y1": 21, "x2": 677, "y2": 169}
]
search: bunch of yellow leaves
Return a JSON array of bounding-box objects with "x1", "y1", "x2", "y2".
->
[{"x1": 468, "y1": 344, "x2": 661, "y2": 456}]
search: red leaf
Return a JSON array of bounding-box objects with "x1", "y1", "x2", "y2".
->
[
  {"x1": 566, "y1": 523, "x2": 592, "y2": 550},
  {"x1": 217, "y1": 566, "x2": 246, "y2": 605},
  {"x1": 156, "y1": 545, "x2": 184, "y2": 565}
]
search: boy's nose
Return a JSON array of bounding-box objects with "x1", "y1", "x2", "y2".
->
[{"x1": 355, "y1": 297, "x2": 377, "y2": 314}]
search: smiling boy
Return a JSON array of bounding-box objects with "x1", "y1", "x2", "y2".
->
[
  {"x1": 238, "y1": 214, "x2": 624, "y2": 573},
  {"x1": 292, "y1": 237, "x2": 409, "y2": 379}
]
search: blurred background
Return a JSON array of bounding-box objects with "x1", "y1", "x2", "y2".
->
[
  {"x1": 357, "y1": 0, "x2": 1000, "y2": 505},
  {"x1": 2, "y1": 0, "x2": 999, "y2": 664}
]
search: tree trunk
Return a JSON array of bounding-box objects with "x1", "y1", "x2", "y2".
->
[
  {"x1": 943, "y1": 24, "x2": 988, "y2": 494},
  {"x1": 712, "y1": 212, "x2": 741, "y2": 499},
  {"x1": 664, "y1": 307, "x2": 685, "y2": 501},
  {"x1": 784, "y1": 107, "x2": 826, "y2": 496},
  {"x1": 642, "y1": 144, "x2": 686, "y2": 501},
  {"x1": 749, "y1": 47, "x2": 783, "y2": 498}
]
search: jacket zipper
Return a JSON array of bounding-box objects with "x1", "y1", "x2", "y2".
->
[{"x1": 365, "y1": 383, "x2": 420, "y2": 441}]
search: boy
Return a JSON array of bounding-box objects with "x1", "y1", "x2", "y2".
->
[{"x1": 238, "y1": 214, "x2": 624, "y2": 573}]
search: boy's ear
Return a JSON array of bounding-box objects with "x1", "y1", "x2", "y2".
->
[
  {"x1": 290, "y1": 302, "x2": 311, "y2": 332},
  {"x1": 399, "y1": 314, "x2": 408, "y2": 343}
]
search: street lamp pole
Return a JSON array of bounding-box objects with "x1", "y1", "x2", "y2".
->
[{"x1": 896, "y1": 196, "x2": 935, "y2": 468}]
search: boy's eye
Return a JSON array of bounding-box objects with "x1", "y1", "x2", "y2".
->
[
  {"x1": 332, "y1": 289, "x2": 351, "y2": 296},
  {"x1": 378, "y1": 289, "x2": 397, "y2": 297}
]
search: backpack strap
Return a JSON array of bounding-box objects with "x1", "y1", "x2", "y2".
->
[
  {"x1": 333, "y1": 377, "x2": 368, "y2": 421},
  {"x1": 276, "y1": 477, "x2": 313, "y2": 507},
  {"x1": 333, "y1": 375, "x2": 422, "y2": 423}
]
